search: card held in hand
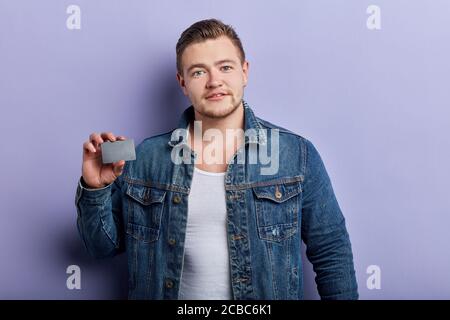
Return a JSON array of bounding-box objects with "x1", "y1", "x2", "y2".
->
[{"x1": 101, "y1": 139, "x2": 136, "y2": 164}]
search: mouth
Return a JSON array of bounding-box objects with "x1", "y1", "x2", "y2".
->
[{"x1": 205, "y1": 92, "x2": 229, "y2": 101}]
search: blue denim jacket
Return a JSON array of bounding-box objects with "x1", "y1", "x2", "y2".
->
[{"x1": 75, "y1": 101, "x2": 358, "y2": 300}]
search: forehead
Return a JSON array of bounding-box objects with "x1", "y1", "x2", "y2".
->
[{"x1": 181, "y1": 36, "x2": 240, "y2": 66}]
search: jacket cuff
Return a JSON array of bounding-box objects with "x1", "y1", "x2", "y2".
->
[{"x1": 75, "y1": 176, "x2": 113, "y2": 205}]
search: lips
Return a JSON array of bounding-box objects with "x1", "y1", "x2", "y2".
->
[{"x1": 206, "y1": 92, "x2": 229, "y2": 99}]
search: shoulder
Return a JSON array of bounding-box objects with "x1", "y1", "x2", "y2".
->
[
  {"x1": 136, "y1": 129, "x2": 175, "y2": 151},
  {"x1": 255, "y1": 115, "x2": 324, "y2": 163},
  {"x1": 255, "y1": 115, "x2": 310, "y2": 144}
]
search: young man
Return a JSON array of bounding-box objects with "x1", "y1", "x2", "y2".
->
[{"x1": 75, "y1": 19, "x2": 358, "y2": 300}]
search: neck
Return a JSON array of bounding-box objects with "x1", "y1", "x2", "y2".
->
[{"x1": 188, "y1": 101, "x2": 245, "y2": 172}]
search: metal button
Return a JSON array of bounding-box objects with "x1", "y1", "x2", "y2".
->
[
  {"x1": 275, "y1": 190, "x2": 282, "y2": 199},
  {"x1": 173, "y1": 195, "x2": 181, "y2": 204},
  {"x1": 165, "y1": 279, "x2": 173, "y2": 288},
  {"x1": 168, "y1": 238, "x2": 176, "y2": 246}
]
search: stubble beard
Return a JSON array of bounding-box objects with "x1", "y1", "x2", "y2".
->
[{"x1": 196, "y1": 95, "x2": 242, "y2": 119}]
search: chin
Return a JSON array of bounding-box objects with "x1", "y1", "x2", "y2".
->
[{"x1": 200, "y1": 101, "x2": 237, "y2": 119}]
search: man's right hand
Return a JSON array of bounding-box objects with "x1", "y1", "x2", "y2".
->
[{"x1": 82, "y1": 132, "x2": 127, "y2": 189}]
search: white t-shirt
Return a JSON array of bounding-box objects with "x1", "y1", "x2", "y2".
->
[{"x1": 178, "y1": 166, "x2": 232, "y2": 300}]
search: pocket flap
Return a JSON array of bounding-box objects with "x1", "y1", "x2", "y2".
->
[
  {"x1": 125, "y1": 183, "x2": 166, "y2": 205},
  {"x1": 252, "y1": 182, "x2": 301, "y2": 203}
]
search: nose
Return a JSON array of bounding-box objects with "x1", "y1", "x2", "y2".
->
[{"x1": 206, "y1": 68, "x2": 223, "y2": 89}]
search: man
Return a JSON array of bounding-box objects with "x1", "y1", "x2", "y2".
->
[{"x1": 75, "y1": 19, "x2": 358, "y2": 300}]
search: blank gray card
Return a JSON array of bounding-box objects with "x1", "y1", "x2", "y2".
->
[{"x1": 101, "y1": 139, "x2": 136, "y2": 164}]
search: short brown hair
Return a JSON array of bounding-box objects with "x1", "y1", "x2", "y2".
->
[{"x1": 176, "y1": 18, "x2": 246, "y2": 75}]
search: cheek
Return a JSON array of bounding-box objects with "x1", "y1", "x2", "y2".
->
[
  {"x1": 229, "y1": 74, "x2": 245, "y2": 86},
  {"x1": 185, "y1": 81, "x2": 201, "y2": 95},
  {"x1": 190, "y1": 79, "x2": 206, "y2": 90}
]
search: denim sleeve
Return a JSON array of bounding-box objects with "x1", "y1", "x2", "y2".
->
[
  {"x1": 74, "y1": 175, "x2": 125, "y2": 258},
  {"x1": 301, "y1": 139, "x2": 358, "y2": 300}
]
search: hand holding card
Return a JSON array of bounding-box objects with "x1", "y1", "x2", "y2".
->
[{"x1": 81, "y1": 132, "x2": 134, "y2": 189}]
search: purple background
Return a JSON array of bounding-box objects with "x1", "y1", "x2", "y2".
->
[{"x1": 1, "y1": 0, "x2": 449, "y2": 299}]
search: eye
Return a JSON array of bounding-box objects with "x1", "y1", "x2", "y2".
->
[
  {"x1": 221, "y1": 65, "x2": 233, "y2": 72},
  {"x1": 192, "y1": 70, "x2": 205, "y2": 77}
]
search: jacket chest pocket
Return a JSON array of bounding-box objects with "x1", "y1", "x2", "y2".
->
[
  {"x1": 125, "y1": 183, "x2": 166, "y2": 242},
  {"x1": 252, "y1": 182, "x2": 301, "y2": 243}
]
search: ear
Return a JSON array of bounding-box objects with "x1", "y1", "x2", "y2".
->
[
  {"x1": 242, "y1": 61, "x2": 249, "y2": 87},
  {"x1": 176, "y1": 72, "x2": 188, "y2": 96}
]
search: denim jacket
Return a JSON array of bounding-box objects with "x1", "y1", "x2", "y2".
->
[{"x1": 75, "y1": 101, "x2": 358, "y2": 300}]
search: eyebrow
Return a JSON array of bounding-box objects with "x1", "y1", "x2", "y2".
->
[{"x1": 186, "y1": 59, "x2": 238, "y2": 74}]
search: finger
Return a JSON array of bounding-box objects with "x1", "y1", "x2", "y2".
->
[
  {"x1": 113, "y1": 160, "x2": 125, "y2": 167},
  {"x1": 83, "y1": 141, "x2": 96, "y2": 153},
  {"x1": 89, "y1": 133, "x2": 104, "y2": 149},
  {"x1": 100, "y1": 132, "x2": 116, "y2": 142},
  {"x1": 116, "y1": 136, "x2": 127, "y2": 141},
  {"x1": 112, "y1": 160, "x2": 125, "y2": 177}
]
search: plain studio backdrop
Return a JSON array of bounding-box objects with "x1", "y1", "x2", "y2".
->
[{"x1": 0, "y1": 0, "x2": 449, "y2": 299}]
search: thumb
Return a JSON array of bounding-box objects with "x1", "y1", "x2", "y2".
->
[{"x1": 112, "y1": 160, "x2": 125, "y2": 178}]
